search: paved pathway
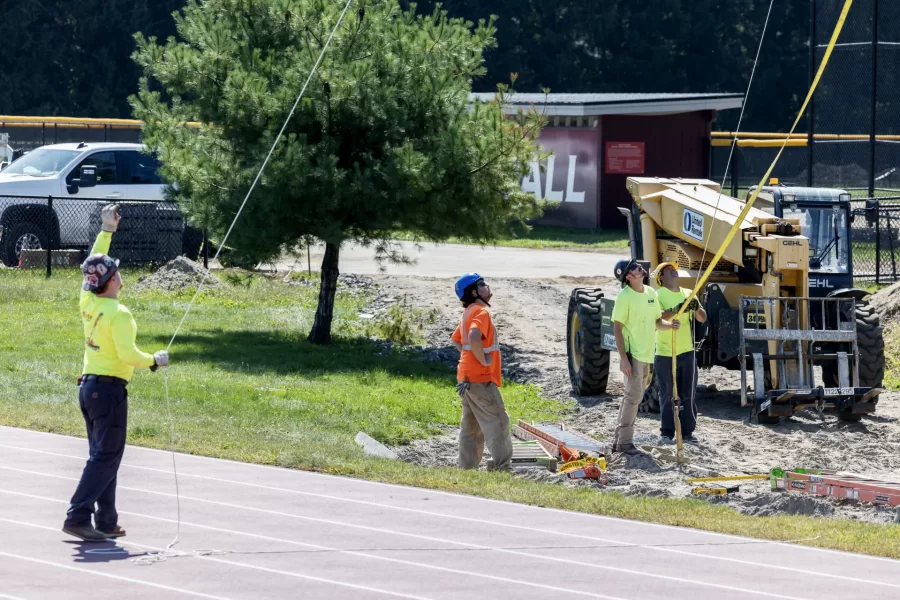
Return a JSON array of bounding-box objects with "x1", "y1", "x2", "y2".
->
[
  {"x1": 291, "y1": 241, "x2": 627, "y2": 278},
  {"x1": 1, "y1": 426, "x2": 898, "y2": 599}
]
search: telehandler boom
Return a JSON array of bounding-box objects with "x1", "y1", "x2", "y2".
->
[{"x1": 566, "y1": 177, "x2": 883, "y2": 423}]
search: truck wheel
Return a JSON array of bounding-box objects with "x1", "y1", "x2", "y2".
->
[
  {"x1": 855, "y1": 299, "x2": 885, "y2": 389},
  {"x1": 821, "y1": 299, "x2": 883, "y2": 422},
  {"x1": 639, "y1": 372, "x2": 661, "y2": 413},
  {"x1": 567, "y1": 288, "x2": 610, "y2": 395},
  {"x1": 3, "y1": 222, "x2": 48, "y2": 267}
]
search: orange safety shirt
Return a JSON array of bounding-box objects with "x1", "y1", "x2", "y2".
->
[{"x1": 451, "y1": 304, "x2": 502, "y2": 387}]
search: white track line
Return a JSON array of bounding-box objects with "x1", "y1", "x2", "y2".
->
[
  {"x1": 0, "y1": 549, "x2": 231, "y2": 600},
  {"x1": 0, "y1": 517, "x2": 432, "y2": 600},
  {"x1": 0, "y1": 466, "x2": 821, "y2": 600},
  {"x1": 10, "y1": 427, "x2": 895, "y2": 565},
  {"x1": 0, "y1": 489, "x2": 628, "y2": 600},
  {"x1": 0, "y1": 594, "x2": 29, "y2": 600},
  {"x1": 4, "y1": 442, "x2": 898, "y2": 588}
]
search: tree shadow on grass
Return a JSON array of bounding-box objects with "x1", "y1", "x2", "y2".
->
[{"x1": 152, "y1": 329, "x2": 456, "y2": 381}]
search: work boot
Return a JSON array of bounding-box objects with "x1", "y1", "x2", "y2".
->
[
  {"x1": 98, "y1": 525, "x2": 126, "y2": 538},
  {"x1": 683, "y1": 434, "x2": 699, "y2": 445},
  {"x1": 62, "y1": 524, "x2": 107, "y2": 542},
  {"x1": 658, "y1": 436, "x2": 675, "y2": 445},
  {"x1": 612, "y1": 443, "x2": 644, "y2": 456}
]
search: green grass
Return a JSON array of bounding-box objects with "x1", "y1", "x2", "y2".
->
[
  {"x1": 3, "y1": 268, "x2": 900, "y2": 559},
  {"x1": 883, "y1": 321, "x2": 900, "y2": 391},
  {"x1": 394, "y1": 224, "x2": 630, "y2": 251}
]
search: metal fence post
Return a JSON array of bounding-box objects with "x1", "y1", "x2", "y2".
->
[
  {"x1": 876, "y1": 203, "x2": 881, "y2": 285},
  {"x1": 889, "y1": 212, "x2": 897, "y2": 280},
  {"x1": 869, "y1": 0, "x2": 879, "y2": 198},
  {"x1": 731, "y1": 147, "x2": 739, "y2": 199},
  {"x1": 46, "y1": 195, "x2": 53, "y2": 278},
  {"x1": 808, "y1": 0, "x2": 816, "y2": 187}
]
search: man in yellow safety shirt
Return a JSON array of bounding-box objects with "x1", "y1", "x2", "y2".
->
[
  {"x1": 651, "y1": 262, "x2": 707, "y2": 445},
  {"x1": 62, "y1": 204, "x2": 169, "y2": 542},
  {"x1": 611, "y1": 259, "x2": 680, "y2": 455}
]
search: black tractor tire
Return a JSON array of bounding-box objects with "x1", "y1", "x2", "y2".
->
[
  {"x1": 567, "y1": 288, "x2": 610, "y2": 395},
  {"x1": 639, "y1": 371, "x2": 661, "y2": 413},
  {"x1": 3, "y1": 221, "x2": 48, "y2": 267},
  {"x1": 821, "y1": 298, "x2": 884, "y2": 422},
  {"x1": 855, "y1": 299, "x2": 885, "y2": 389}
]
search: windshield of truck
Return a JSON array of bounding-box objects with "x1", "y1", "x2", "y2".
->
[
  {"x1": 2, "y1": 149, "x2": 80, "y2": 178},
  {"x1": 784, "y1": 205, "x2": 849, "y2": 274}
]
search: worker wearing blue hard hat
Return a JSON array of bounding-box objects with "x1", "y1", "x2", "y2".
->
[{"x1": 450, "y1": 273, "x2": 513, "y2": 472}]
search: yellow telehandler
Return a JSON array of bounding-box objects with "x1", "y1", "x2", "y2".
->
[{"x1": 566, "y1": 177, "x2": 883, "y2": 423}]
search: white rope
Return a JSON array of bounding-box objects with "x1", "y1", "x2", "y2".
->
[
  {"x1": 688, "y1": 0, "x2": 776, "y2": 417},
  {"x1": 136, "y1": 0, "x2": 355, "y2": 566}
]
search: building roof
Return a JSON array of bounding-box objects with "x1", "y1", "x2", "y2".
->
[{"x1": 469, "y1": 93, "x2": 744, "y2": 117}]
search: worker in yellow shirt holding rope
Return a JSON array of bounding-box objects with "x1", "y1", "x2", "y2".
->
[
  {"x1": 63, "y1": 204, "x2": 169, "y2": 543},
  {"x1": 651, "y1": 262, "x2": 707, "y2": 446}
]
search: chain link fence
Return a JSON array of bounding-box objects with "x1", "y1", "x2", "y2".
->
[
  {"x1": 0, "y1": 195, "x2": 206, "y2": 275},
  {"x1": 712, "y1": 0, "x2": 900, "y2": 198},
  {"x1": 851, "y1": 197, "x2": 900, "y2": 282}
]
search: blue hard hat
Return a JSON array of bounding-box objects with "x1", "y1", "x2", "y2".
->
[{"x1": 454, "y1": 272, "x2": 483, "y2": 300}]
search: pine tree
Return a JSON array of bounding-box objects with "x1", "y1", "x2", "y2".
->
[{"x1": 131, "y1": 0, "x2": 546, "y2": 343}]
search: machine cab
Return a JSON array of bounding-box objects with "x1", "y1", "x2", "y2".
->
[{"x1": 746, "y1": 183, "x2": 853, "y2": 298}]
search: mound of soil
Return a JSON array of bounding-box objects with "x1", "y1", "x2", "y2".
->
[
  {"x1": 134, "y1": 256, "x2": 220, "y2": 292},
  {"x1": 869, "y1": 281, "x2": 900, "y2": 322}
]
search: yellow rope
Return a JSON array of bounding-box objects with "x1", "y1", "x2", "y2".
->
[{"x1": 669, "y1": 0, "x2": 855, "y2": 457}]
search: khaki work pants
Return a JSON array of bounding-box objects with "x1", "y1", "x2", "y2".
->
[
  {"x1": 613, "y1": 357, "x2": 652, "y2": 448},
  {"x1": 457, "y1": 381, "x2": 513, "y2": 471}
]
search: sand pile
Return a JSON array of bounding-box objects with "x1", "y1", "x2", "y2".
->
[
  {"x1": 134, "y1": 256, "x2": 220, "y2": 292},
  {"x1": 869, "y1": 281, "x2": 900, "y2": 322}
]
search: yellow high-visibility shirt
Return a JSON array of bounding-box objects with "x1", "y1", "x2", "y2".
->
[
  {"x1": 655, "y1": 287, "x2": 695, "y2": 358},
  {"x1": 611, "y1": 286, "x2": 661, "y2": 364},
  {"x1": 80, "y1": 231, "x2": 155, "y2": 380}
]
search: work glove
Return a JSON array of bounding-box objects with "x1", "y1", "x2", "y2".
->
[
  {"x1": 100, "y1": 204, "x2": 120, "y2": 232},
  {"x1": 153, "y1": 350, "x2": 169, "y2": 369},
  {"x1": 685, "y1": 298, "x2": 700, "y2": 312}
]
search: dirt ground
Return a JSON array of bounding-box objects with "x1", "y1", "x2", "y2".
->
[{"x1": 343, "y1": 273, "x2": 900, "y2": 525}]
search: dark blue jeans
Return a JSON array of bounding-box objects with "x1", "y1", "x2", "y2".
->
[
  {"x1": 654, "y1": 352, "x2": 697, "y2": 439},
  {"x1": 64, "y1": 378, "x2": 128, "y2": 530}
]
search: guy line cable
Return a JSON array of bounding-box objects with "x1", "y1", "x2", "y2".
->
[
  {"x1": 671, "y1": 0, "x2": 855, "y2": 460},
  {"x1": 136, "y1": 0, "x2": 355, "y2": 566}
]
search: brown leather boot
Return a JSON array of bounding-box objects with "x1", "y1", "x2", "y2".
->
[{"x1": 98, "y1": 525, "x2": 126, "y2": 538}]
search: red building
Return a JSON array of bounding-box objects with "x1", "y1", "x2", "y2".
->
[{"x1": 471, "y1": 93, "x2": 743, "y2": 229}]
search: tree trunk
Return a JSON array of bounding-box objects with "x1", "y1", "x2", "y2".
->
[{"x1": 308, "y1": 242, "x2": 340, "y2": 344}]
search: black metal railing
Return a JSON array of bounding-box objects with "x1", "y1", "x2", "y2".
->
[{"x1": 0, "y1": 195, "x2": 207, "y2": 275}]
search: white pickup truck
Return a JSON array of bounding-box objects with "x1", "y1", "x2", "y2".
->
[{"x1": 0, "y1": 142, "x2": 199, "y2": 266}]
